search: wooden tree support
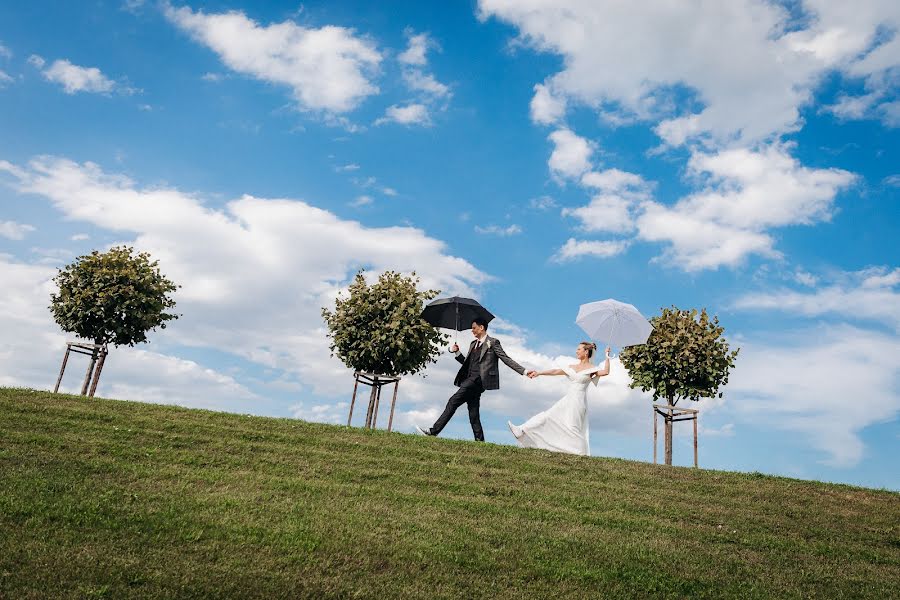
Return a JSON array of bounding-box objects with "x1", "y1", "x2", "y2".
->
[
  {"x1": 347, "y1": 372, "x2": 401, "y2": 431},
  {"x1": 652, "y1": 403, "x2": 699, "y2": 468},
  {"x1": 53, "y1": 341, "x2": 108, "y2": 397}
]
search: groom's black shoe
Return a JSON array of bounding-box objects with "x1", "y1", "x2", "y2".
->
[{"x1": 415, "y1": 425, "x2": 435, "y2": 436}]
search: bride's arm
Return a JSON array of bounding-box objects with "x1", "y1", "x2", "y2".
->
[
  {"x1": 591, "y1": 349, "x2": 612, "y2": 382},
  {"x1": 533, "y1": 368, "x2": 565, "y2": 377}
]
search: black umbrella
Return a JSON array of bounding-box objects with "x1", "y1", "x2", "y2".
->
[{"x1": 421, "y1": 296, "x2": 495, "y2": 342}]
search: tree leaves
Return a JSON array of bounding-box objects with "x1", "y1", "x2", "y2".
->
[
  {"x1": 49, "y1": 246, "x2": 179, "y2": 347},
  {"x1": 620, "y1": 306, "x2": 739, "y2": 405},
  {"x1": 321, "y1": 271, "x2": 448, "y2": 377}
]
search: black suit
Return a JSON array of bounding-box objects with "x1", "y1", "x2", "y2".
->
[{"x1": 431, "y1": 336, "x2": 526, "y2": 441}]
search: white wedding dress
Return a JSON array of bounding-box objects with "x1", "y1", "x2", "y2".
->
[{"x1": 509, "y1": 366, "x2": 601, "y2": 456}]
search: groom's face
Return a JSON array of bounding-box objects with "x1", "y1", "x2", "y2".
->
[{"x1": 471, "y1": 322, "x2": 486, "y2": 338}]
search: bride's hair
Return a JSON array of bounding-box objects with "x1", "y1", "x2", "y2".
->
[{"x1": 580, "y1": 341, "x2": 597, "y2": 358}]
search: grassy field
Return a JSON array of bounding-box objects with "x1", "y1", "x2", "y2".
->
[{"x1": 1, "y1": 387, "x2": 898, "y2": 599}]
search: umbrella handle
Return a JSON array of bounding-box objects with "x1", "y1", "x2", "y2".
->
[{"x1": 606, "y1": 318, "x2": 618, "y2": 359}]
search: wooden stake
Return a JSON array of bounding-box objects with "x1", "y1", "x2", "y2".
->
[
  {"x1": 387, "y1": 380, "x2": 399, "y2": 432},
  {"x1": 348, "y1": 373, "x2": 360, "y2": 426},
  {"x1": 53, "y1": 347, "x2": 71, "y2": 394},
  {"x1": 653, "y1": 406, "x2": 658, "y2": 464}
]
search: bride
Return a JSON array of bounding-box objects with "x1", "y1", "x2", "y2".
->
[{"x1": 508, "y1": 342, "x2": 610, "y2": 456}]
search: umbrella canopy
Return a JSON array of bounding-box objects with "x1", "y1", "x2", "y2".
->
[
  {"x1": 421, "y1": 296, "x2": 495, "y2": 332},
  {"x1": 576, "y1": 298, "x2": 653, "y2": 348}
]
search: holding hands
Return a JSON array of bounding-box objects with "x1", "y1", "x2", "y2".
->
[
  {"x1": 526, "y1": 343, "x2": 612, "y2": 380},
  {"x1": 450, "y1": 343, "x2": 459, "y2": 353}
]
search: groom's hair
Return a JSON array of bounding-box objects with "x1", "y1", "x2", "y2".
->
[{"x1": 473, "y1": 317, "x2": 489, "y2": 330}]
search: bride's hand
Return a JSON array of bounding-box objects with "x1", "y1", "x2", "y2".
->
[{"x1": 605, "y1": 347, "x2": 611, "y2": 359}]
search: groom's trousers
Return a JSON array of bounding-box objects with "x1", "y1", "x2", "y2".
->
[{"x1": 431, "y1": 375, "x2": 485, "y2": 441}]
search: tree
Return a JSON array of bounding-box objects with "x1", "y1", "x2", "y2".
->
[
  {"x1": 620, "y1": 306, "x2": 739, "y2": 465},
  {"x1": 321, "y1": 270, "x2": 447, "y2": 377},
  {"x1": 321, "y1": 270, "x2": 448, "y2": 430},
  {"x1": 50, "y1": 246, "x2": 179, "y2": 395}
]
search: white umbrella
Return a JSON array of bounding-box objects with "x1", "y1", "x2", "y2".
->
[{"x1": 576, "y1": 299, "x2": 653, "y2": 349}]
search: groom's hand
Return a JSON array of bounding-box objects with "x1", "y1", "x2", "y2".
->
[
  {"x1": 526, "y1": 370, "x2": 537, "y2": 378},
  {"x1": 450, "y1": 343, "x2": 459, "y2": 353}
]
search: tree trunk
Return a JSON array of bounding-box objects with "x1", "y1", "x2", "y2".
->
[
  {"x1": 80, "y1": 346, "x2": 99, "y2": 396},
  {"x1": 664, "y1": 394, "x2": 675, "y2": 466},
  {"x1": 364, "y1": 382, "x2": 377, "y2": 428},
  {"x1": 88, "y1": 344, "x2": 108, "y2": 398}
]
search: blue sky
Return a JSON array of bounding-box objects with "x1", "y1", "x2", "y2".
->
[{"x1": 1, "y1": 1, "x2": 898, "y2": 489}]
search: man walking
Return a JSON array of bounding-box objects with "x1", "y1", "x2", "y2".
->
[{"x1": 417, "y1": 317, "x2": 534, "y2": 441}]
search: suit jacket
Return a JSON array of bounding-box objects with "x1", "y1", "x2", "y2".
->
[{"x1": 453, "y1": 335, "x2": 525, "y2": 390}]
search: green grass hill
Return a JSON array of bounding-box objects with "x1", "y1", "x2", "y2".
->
[{"x1": 1, "y1": 387, "x2": 898, "y2": 598}]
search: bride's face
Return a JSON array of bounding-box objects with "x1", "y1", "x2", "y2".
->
[{"x1": 576, "y1": 344, "x2": 587, "y2": 359}]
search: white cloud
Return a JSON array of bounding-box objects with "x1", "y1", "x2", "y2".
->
[
  {"x1": 26, "y1": 54, "x2": 45, "y2": 69},
  {"x1": 861, "y1": 266, "x2": 900, "y2": 289},
  {"x1": 548, "y1": 128, "x2": 593, "y2": 179},
  {"x1": 530, "y1": 82, "x2": 566, "y2": 125},
  {"x1": 70, "y1": 233, "x2": 90, "y2": 241},
  {"x1": 376, "y1": 103, "x2": 430, "y2": 126},
  {"x1": 0, "y1": 155, "x2": 489, "y2": 403},
  {"x1": 529, "y1": 196, "x2": 557, "y2": 210},
  {"x1": 680, "y1": 144, "x2": 856, "y2": 228},
  {"x1": 634, "y1": 143, "x2": 856, "y2": 271},
  {"x1": 563, "y1": 195, "x2": 635, "y2": 234},
  {"x1": 0, "y1": 221, "x2": 35, "y2": 240},
  {"x1": 734, "y1": 266, "x2": 900, "y2": 331},
  {"x1": 334, "y1": 163, "x2": 360, "y2": 172},
  {"x1": 637, "y1": 203, "x2": 778, "y2": 271},
  {"x1": 0, "y1": 42, "x2": 11, "y2": 60},
  {"x1": 884, "y1": 174, "x2": 900, "y2": 187},
  {"x1": 40, "y1": 59, "x2": 117, "y2": 94},
  {"x1": 580, "y1": 168, "x2": 649, "y2": 192},
  {"x1": 724, "y1": 325, "x2": 900, "y2": 467},
  {"x1": 121, "y1": 0, "x2": 147, "y2": 14},
  {"x1": 0, "y1": 256, "x2": 260, "y2": 412},
  {"x1": 0, "y1": 70, "x2": 13, "y2": 87},
  {"x1": 479, "y1": 0, "x2": 900, "y2": 145},
  {"x1": 474, "y1": 224, "x2": 522, "y2": 236},
  {"x1": 382, "y1": 187, "x2": 398, "y2": 197},
  {"x1": 793, "y1": 269, "x2": 818, "y2": 287},
  {"x1": 165, "y1": 5, "x2": 381, "y2": 113},
  {"x1": 402, "y1": 70, "x2": 451, "y2": 98},
  {"x1": 825, "y1": 91, "x2": 881, "y2": 120},
  {"x1": 350, "y1": 194, "x2": 373, "y2": 207},
  {"x1": 563, "y1": 168, "x2": 653, "y2": 234},
  {"x1": 398, "y1": 31, "x2": 430, "y2": 66},
  {"x1": 291, "y1": 400, "x2": 349, "y2": 424},
  {"x1": 395, "y1": 30, "x2": 451, "y2": 118},
  {"x1": 552, "y1": 238, "x2": 629, "y2": 262}
]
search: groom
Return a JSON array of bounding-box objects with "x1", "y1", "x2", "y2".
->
[{"x1": 417, "y1": 317, "x2": 534, "y2": 441}]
